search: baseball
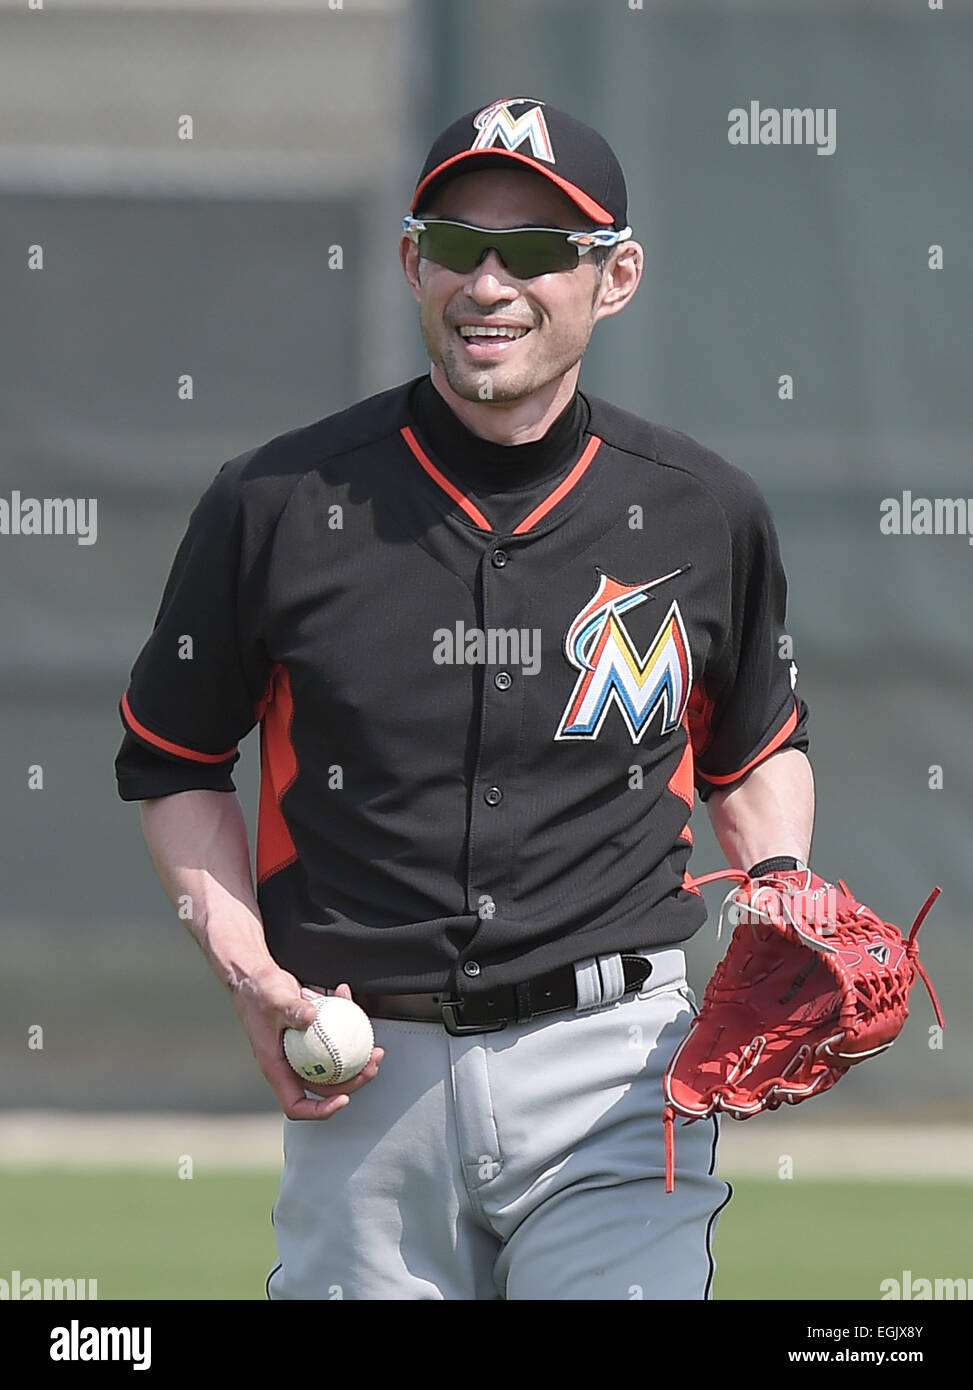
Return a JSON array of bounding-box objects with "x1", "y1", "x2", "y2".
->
[{"x1": 283, "y1": 994, "x2": 375, "y2": 1086}]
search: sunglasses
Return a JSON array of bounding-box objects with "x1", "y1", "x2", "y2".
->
[{"x1": 402, "y1": 216, "x2": 632, "y2": 279}]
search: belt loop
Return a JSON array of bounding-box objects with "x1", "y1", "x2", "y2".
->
[
  {"x1": 597, "y1": 952, "x2": 626, "y2": 1004},
  {"x1": 573, "y1": 956, "x2": 603, "y2": 1010}
]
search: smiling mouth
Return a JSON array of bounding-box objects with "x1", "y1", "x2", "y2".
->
[{"x1": 454, "y1": 325, "x2": 534, "y2": 356}]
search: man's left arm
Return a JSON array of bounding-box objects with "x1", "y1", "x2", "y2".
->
[{"x1": 704, "y1": 746, "x2": 814, "y2": 873}]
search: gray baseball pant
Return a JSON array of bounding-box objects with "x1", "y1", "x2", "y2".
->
[{"x1": 266, "y1": 945, "x2": 730, "y2": 1300}]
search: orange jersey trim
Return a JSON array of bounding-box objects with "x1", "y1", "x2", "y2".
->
[
  {"x1": 697, "y1": 699, "x2": 801, "y2": 787},
  {"x1": 667, "y1": 725, "x2": 696, "y2": 816},
  {"x1": 686, "y1": 683, "x2": 717, "y2": 759},
  {"x1": 401, "y1": 426, "x2": 492, "y2": 530},
  {"x1": 120, "y1": 690, "x2": 237, "y2": 764},
  {"x1": 255, "y1": 662, "x2": 299, "y2": 885},
  {"x1": 401, "y1": 425, "x2": 602, "y2": 536},
  {"x1": 670, "y1": 720, "x2": 695, "y2": 856},
  {"x1": 512, "y1": 435, "x2": 602, "y2": 534}
]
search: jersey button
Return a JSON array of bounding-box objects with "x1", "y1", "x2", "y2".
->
[
  {"x1": 484, "y1": 786, "x2": 503, "y2": 806},
  {"x1": 491, "y1": 549, "x2": 508, "y2": 568},
  {"x1": 494, "y1": 670, "x2": 512, "y2": 691},
  {"x1": 463, "y1": 961, "x2": 481, "y2": 978}
]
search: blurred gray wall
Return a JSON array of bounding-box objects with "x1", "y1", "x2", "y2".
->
[{"x1": 1, "y1": 0, "x2": 969, "y2": 1114}]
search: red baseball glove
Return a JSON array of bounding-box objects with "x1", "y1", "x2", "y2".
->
[{"x1": 662, "y1": 866, "x2": 944, "y2": 1191}]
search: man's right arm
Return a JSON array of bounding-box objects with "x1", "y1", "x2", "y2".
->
[{"x1": 138, "y1": 788, "x2": 383, "y2": 1120}]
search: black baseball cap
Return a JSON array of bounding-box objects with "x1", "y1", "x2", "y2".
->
[{"x1": 410, "y1": 98, "x2": 629, "y2": 231}]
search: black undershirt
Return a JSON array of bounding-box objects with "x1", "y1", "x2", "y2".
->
[{"x1": 409, "y1": 374, "x2": 591, "y2": 535}]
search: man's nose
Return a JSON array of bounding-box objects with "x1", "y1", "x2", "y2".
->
[{"x1": 465, "y1": 249, "x2": 519, "y2": 301}]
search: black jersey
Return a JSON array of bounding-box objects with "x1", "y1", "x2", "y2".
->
[{"x1": 115, "y1": 375, "x2": 809, "y2": 996}]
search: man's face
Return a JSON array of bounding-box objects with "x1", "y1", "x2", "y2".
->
[{"x1": 401, "y1": 166, "x2": 615, "y2": 405}]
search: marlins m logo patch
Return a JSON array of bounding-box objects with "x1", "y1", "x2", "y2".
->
[
  {"x1": 470, "y1": 98, "x2": 555, "y2": 164},
  {"x1": 555, "y1": 568, "x2": 692, "y2": 743}
]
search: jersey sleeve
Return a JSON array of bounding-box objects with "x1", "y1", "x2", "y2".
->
[
  {"x1": 691, "y1": 476, "x2": 809, "y2": 801},
  {"x1": 114, "y1": 460, "x2": 272, "y2": 801}
]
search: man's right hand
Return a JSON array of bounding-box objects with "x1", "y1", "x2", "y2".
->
[{"x1": 230, "y1": 965, "x2": 384, "y2": 1120}]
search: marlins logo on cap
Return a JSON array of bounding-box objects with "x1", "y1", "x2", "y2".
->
[{"x1": 469, "y1": 99, "x2": 556, "y2": 164}]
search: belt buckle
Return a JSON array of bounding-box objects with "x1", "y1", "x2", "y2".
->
[{"x1": 440, "y1": 996, "x2": 508, "y2": 1036}]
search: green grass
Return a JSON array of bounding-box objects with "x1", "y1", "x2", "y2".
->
[
  {"x1": 713, "y1": 1178, "x2": 973, "y2": 1300},
  {"x1": 0, "y1": 1169, "x2": 280, "y2": 1300},
  {"x1": 0, "y1": 1169, "x2": 969, "y2": 1299}
]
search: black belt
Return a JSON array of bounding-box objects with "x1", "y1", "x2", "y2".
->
[{"x1": 354, "y1": 954, "x2": 654, "y2": 1035}]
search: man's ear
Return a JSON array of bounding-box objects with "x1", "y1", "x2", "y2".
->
[{"x1": 593, "y1": 240, "x2": 644, "y2": 323}]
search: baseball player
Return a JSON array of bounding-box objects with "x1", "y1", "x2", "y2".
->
[{"x1": 115, "y1": 98, "x2": 812, "y2": 1301}]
